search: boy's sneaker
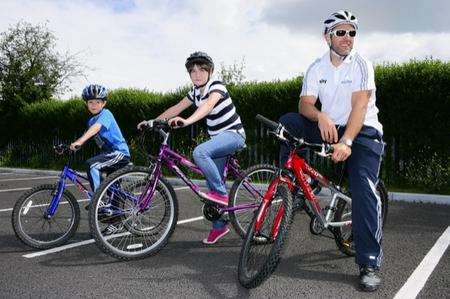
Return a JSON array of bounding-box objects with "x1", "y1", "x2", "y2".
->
[
  {"x1": 203, "y1": 191, "x2": 228, "y2": 206},
  {"x1": 102, "y1": 224, "x2": 124, "y2": 236},
  {"x1": 202, "y1": 227, "x2": 230, "y2": 244}
]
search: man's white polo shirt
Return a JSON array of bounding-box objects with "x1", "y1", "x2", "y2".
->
[{"x1": 300, "y1": 50, "x2": 383, "y2": 134}]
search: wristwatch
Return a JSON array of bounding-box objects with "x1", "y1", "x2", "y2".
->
[{"x1": 339, "y1": 138, "x2": 353, "y2": 147}]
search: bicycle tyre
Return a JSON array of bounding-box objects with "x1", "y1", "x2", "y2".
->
[
  {"x1": 238, "y1": 183, "x2": 293, "y2": 289},
  {"x1": 89, "y1": 166, "x2": 178, "y2": 260},
  {"x1": 333, "y1": 180, "x2": 389, "y2": 256},
  {"x1": 228, "y1": 164, "x2": 277, "y2": 239},
  {"x1": 12, "y1": 184, "x2": 80, "y2": 249}
]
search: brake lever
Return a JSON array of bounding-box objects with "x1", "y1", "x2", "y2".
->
[{"x1": 316, "y1": 144, "x2": 333, "y2": 158}]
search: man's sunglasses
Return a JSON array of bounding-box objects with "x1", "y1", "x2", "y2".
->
[{"x1": 331, "y1": 29, "x2": 357, "y2": 37}]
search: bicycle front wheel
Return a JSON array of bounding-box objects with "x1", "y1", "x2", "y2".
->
[
  {"x1": 89, "y1": 166, "x2": 178, "y2": 260},
  {"x1": 12, "y1": 184, "x2": 80, "y2": 249},
  {"x1": 228, "y1": 164, "x2": 277, "y2": 238},
  {"x1": 238, "y1": 183, "x2": 293, "y2": 289},
  {"x1": 333, "y1": 180, "x2": 389, "y2": 256}
]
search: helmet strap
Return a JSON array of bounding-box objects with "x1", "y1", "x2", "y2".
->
[{"x1": 193, "y1": 72, "x2": 212, "y2": 89}]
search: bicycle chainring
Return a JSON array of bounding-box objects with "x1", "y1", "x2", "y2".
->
[
  {"x1": 202, "y1": 203, "x2": 222, "y2": 221},
  {"x1": 309, "y1": 215, "x2": 325, "y2": 235}
]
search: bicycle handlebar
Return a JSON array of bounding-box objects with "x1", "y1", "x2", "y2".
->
[
  {"x1": 255, "y1": 114, "x2": 334, "y2": 156},
  {"x1": 143, "y1": 119, "x2": 182, "y2": 131},
  {"x1": 255, "y1": 114, "x2": 279, "y2": 131},
  {"x1": 54, "y1": 144, "x2": 79, "y2": 155}
]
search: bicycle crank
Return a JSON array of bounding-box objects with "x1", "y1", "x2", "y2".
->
[{"x1": 202, "y1": 203, "x2": 223, "y2": 221}]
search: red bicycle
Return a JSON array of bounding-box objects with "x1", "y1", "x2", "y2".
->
[{"x1": 237, "y1": 115, "x2": 388, "y2": 289}]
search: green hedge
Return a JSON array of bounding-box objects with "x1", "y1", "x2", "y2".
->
[{"x1": 1, "y1": 59, "x2": 449, "y2": 193}]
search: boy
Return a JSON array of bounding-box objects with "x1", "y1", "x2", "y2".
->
[{"x1": 70, "y1": 84, "x2": 130, "y2": 192}]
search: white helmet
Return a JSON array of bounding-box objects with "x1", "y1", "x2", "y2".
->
[{"x1": 323, "y1": 10, "x2": 358, "y2": 34}]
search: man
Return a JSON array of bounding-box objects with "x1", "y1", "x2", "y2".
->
[{"x1": 279, "y1": 10, "x2": 384, "y2": 291}]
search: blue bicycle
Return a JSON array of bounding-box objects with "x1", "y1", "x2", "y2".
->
[
  {"x1": 12, "y1": 144, "x2": 130, "y2": 249},
  {"x1": 11, "y1": 145, "x2": 92, "y2": 249}
]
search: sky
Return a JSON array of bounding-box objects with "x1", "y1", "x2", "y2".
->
[{"x1": 0, "y1": 0, "x2": 449, "y2": 99}]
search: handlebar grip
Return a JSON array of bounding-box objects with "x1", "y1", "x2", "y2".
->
[
  {"x1": 255, "y1": 114, "x2": 279, "y2": 131},
  {"x1": 153, "y1": 119, "x2": 168, "y2": 126}
]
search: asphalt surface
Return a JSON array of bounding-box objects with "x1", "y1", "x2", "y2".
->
[{"x1": 0, "y1": 172, "x2": 449, "y2": 298}]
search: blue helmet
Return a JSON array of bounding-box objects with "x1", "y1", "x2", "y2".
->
[{"x1": 82, "y1": 84, "x2": 108, "y2": 101}]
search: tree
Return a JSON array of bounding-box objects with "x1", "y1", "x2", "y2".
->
[
  {"x1": 219, "y1": 57, "x2": 246, "y2": 85},
  {"x1": 0, "y1": 21, "x2": 83, "y2": 112}
]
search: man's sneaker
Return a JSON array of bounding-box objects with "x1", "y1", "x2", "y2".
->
[
  {"x1": 359, "y1": 266, "x2": 381, "y2": 292},
  {"x1": 202, "y1": 191, "x2": 228, "y2": 206},
  {"x1": 202, "y1": 227, "x2": 230, "y2": 244}
]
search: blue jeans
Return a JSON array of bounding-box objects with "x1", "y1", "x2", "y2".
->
[{"x1": 193, "y1": 130, "x2": 246, "y2": 196}]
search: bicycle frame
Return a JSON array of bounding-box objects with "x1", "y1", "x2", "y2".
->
[
  {"x1": 255, "y1": 149, "x2": 352, "y2": 239},
  {"x1": 137, "y1": 128, "x2": 261, "y2": 214},
  {"x1": 45, "y1": 164, "x2": 92, "y2": 217}
]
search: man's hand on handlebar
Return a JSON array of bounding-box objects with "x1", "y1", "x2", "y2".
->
[{"x1": 331, "y1": 143, "x2": 351, "y2": 163}]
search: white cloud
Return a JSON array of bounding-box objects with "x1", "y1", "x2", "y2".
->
[{"x1": 0, "y1": 0, "x2": 448, "y2": 99}]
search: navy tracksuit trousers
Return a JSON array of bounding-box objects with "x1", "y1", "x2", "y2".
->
[{"x1": 279, "y1": 113, "x2": 384, "y2": 268}]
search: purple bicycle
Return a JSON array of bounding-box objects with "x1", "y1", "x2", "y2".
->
[{"x1": 88, "y1": 120, "x2": 277, "y2": 260}]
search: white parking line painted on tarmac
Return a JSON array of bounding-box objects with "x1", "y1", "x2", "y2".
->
[
  {"x1": 393, "y1": 226, "x2": 450, "y2": 299},
  {"x1": 178, "y1": 216, "x2": 204, "y2": 224},
  {"x1": 0, "y1": 183, "x2": 190, "y2": 194},
  {"x1": 0, "y1": 187, "x2": 35, "y2": 193},
  {"x1": 1, "y1": 186, "x2": 189, "y2": 213},
  {"x1": 0, "y1": 176, "x2": 58, "y2": 182},
  {"x1": 0, "y1": 183, "x2": 89, "y2": 193},
  {"x1": 23, "y1": 214, "x2": 204, "y2": 258},
  {"x1": 0, "y1": 199, "x2": 90, "y2": 213},
  {"x1": 20, "y1": 186, "x2": 192, "y2": 258},
  {"x1": 23, "y1": 239, "x2": 97, "y2": 258}
]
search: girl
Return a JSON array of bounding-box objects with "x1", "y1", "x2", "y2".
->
[{"x1": 138, "y1": 51, "x2": 246, "y2": 244}]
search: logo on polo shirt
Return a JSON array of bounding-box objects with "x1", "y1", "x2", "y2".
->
[
  {"x1": 319, "y1": 79, "x2": 327, "y2": 84},
  {"x1": 341, "y1": 79, "x2": 352, "y2": 84}
]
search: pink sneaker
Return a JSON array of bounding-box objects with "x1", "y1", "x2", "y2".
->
[
  {"x1": 202, "y1": 227, "x2": 230, "y2": 244},
  {"x1": 204, "y1": 191, "x2": 228, "y2": 206}
]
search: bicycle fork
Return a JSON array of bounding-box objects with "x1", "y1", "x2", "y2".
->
[
  {"x1": 45, "y1": 169, "x2": 68, "y2": 218},
  {"x1": 254, "y1": 176, "x2": 289, "y2": 240},
  {"x1": 137, "y1": 163, "x2": 161, "y2": 212}
]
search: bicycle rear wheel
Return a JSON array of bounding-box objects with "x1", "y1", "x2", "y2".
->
[
  {"x1": 333, "y1": 180, "x2": 389, "y2": 256},
  {"x1": 12, "y1": 184, "x2": 80, "y2": 249},
  {"x1": 228, "y1": 164, "x2": 277, "y2": 238},
  {"x1": 89, "y1": 166, "x2": 178, "y2": 260},
  {"x1": 238, "y1": 183, "x2": 293, "y2": 289}
]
